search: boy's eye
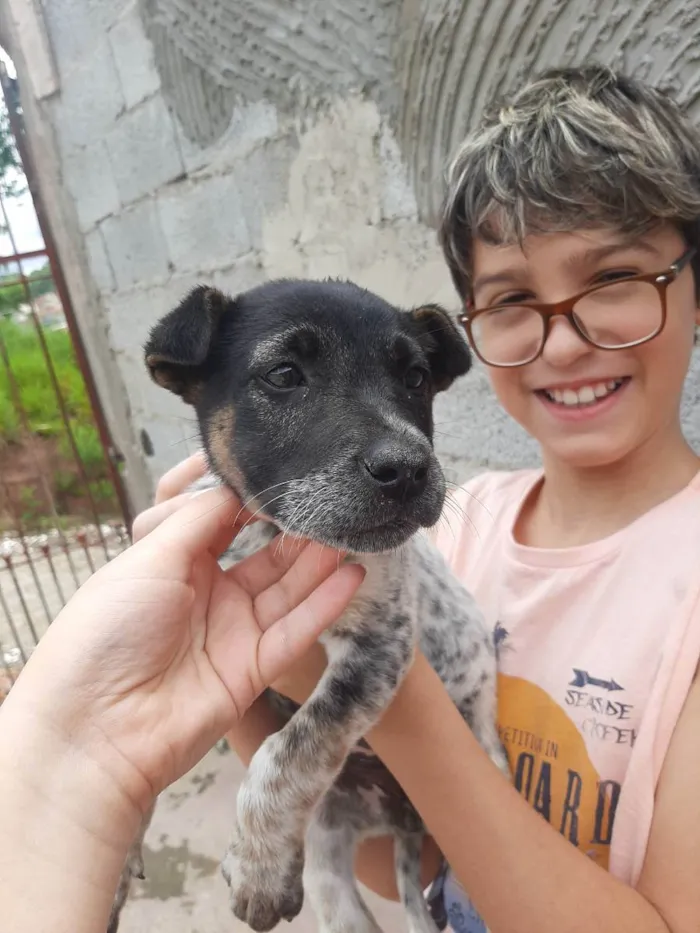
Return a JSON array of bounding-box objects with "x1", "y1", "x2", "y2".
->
[
  {"x1": 494, "y1": 291, "x2": 534, "y2": 306},
  {"x1": 594, "y1": 269, "x2": 638, "y2": 286}
]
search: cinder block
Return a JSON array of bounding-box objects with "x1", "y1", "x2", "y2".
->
[
  {"x1": 107, "y1": 96, "x2": 184, "y2": 205},
  {"x1": 433, "y1": 366, "x2": 539, "y2": 472},
  {"x1": 84, "y1": 227, "x2": 116, "y2": 293},
  {"x1": 105, "y1": 274, "x2": 204, "y2": 352},
  {"x1": 52, "y1": 40, "x2": 125, "y2": 153},
  {"x1": 99, "y1": 200, "x2": 170, "y2": 290},
  {"x1": 61, "y1": 141, "x2": 120, "y2": 231},
  {"x1": 108, "y1": 3, "x2": 161, "y2": 109},
  {"x1": 682, "y1": 352, "x2": 700, "y2": 450},
  {"x1": 210, "y1": 254, "x2": 268, "y2": 298},
  {"x1": 157, "y1": 173, "x2": 252, "y2": 273},
  {"x1": 42, "y1": 0, "x2": 123, "y2": 78}
]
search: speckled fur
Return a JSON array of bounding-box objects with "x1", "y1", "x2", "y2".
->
[
  {"x1": 110, "y1": 280, "x2": 507, "y2": 933},
  {"x1": 218, "y1": 518, "x2": 506, "y2": 933}
]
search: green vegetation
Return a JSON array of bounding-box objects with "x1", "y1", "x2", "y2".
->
[
  {"x1": 0, "y1": 102, "x2": 24, "y2": 201},
  {"x1": 0, "y1": 264, "x2": 56, "y2": 317},
  {"x1": 0, "y1": 317, "x2": 118, "y2": 527},
  {"x1": 0, "y1": 316, "x2": 91, "y2": 440}
]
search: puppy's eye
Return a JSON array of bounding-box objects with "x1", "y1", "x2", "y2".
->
[
  {"x1": 404, "y1": 367, "x2": 427, "y2": 389},
  {"x1": 262, "y1": 364, "x2": 304, "y2": 389}
]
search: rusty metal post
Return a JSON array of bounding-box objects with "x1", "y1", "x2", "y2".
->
[{"x1": 0, "y1": 63, "x2": 133, "y2": 529}]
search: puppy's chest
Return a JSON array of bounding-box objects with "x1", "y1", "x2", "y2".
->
[{"x1": 321, "y1": 547, "x2": 420, "y2": 642}]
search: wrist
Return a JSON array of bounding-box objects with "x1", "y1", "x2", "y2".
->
[
  {"x1": 0, "y1": 700, "x2": 144, "y2": 859},
  {"x1": 0, "y1": 701, "x2": 145, "y2": 933}
]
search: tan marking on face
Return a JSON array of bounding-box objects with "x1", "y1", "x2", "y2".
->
[{"x1": 205, "y1": 405, "x2": 244, "y2": 490}]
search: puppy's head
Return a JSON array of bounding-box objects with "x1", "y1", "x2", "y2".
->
[{"x1": 145, "y1": 279, "x2": 471, "y2": 552}]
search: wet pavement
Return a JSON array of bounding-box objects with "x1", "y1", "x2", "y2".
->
[{"x1": 118, "y1": 742, "x2": 407, "y2": 933}]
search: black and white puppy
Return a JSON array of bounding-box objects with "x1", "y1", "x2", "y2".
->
[{"x1": 111, "y1": 279, "x2": 506, "y2": 933}]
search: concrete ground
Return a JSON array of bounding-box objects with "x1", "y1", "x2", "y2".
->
[
  {"x1": 118, "y1": 742, "x2": 407, "y2": 933},
  {"x1": 0, "y1": 529, "x2": 126, "y2": 664}
]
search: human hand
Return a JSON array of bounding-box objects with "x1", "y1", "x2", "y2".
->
[
  {"x1": 140, "y1": 452, "x2": 331, "y2": 708},
  {"x1": 3, "y1": 473, "x2": 364, "y2": 815}
]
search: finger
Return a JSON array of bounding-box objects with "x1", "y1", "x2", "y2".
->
[
  {"x1": 250, "y1": 541, "x2": 350, "y2": 628},
  {"x1": 136, "y1": 486, "x2": 247, "y2": 564},
  {"x1": 155, "y1": 451, "x2": 208, "y2": 504},
  {"x1": 228, "y1": 533, "x2": 310, "y2": 597},
  {"x1": 257, "y1": 564, "x2": 365, "y2": 687},
  {"x1": 132, "y1": 493, "x2": 192, "y2": 542}
]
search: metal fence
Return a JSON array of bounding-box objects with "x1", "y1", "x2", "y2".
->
[{"x1": 0, "y1": 63, "x2": 131, "y2": 699}]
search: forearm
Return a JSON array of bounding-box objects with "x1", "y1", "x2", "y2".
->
[
  {"x1": 0, "y1": 706, "x2": 142, "y2": 933},
  {"x1": 368, "y1": 653, "x2": 670, "y2": 933}
]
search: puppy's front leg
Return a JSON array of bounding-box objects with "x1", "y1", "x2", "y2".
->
[{"x1": 222, "y1": 623, "x2": 414, "y2": 932}]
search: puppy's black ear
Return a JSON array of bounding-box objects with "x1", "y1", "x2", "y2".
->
[
  {"x1": 145, "y1": 286, "x2": 229, "y2": 403},
  {"x1": 411, "y1": 303, "x2": 471, "y2": 392}
]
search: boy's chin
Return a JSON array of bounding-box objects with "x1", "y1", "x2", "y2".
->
[{"x1": 539, "y1": 432, "x2": 639, "y2": 471}]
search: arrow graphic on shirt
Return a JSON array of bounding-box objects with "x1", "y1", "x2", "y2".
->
[{"x1": 570, "y1": 669, "x2": 624, "y2": 692}]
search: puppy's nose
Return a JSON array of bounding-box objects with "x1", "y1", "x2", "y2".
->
[{"x1": 362, "y1": 439, "x2": 431, "y2": 502}]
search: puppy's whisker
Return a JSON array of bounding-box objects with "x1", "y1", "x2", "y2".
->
[
  {"x1": 235, "y1": 492, "x2": 290, "y2": 541},
  {"x1": 293, "y1": 493, "x2": 330, "y2": 547},
  {"x1": 170, "y1": 434, "x2": 202, "y2": 447},
  {"x1": 232, "y1": 480, "x2": 297, "y2": 528},
  {"x1": 442, "y1": 491, "x2": 480, "y2": 540}
]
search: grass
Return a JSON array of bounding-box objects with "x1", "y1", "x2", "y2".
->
[
  {"x1": 0, "y1": 317, "x2": 92, "y2": 440},
  {"x1": 0, "y1": 317, "x2": 119, "y2": 527}
]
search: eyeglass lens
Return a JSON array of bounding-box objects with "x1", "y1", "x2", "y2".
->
[{"x1": 470, "y1": 279, "x2": 663, "y2": 366}]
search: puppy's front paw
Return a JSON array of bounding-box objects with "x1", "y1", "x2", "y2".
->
[{"x1": 222, "y1": 833, "x2": 304, "y2": 931}]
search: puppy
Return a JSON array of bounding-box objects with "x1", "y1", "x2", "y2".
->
[{"x1": 110, "y1": 279, "x2": 506, "y2": 933}]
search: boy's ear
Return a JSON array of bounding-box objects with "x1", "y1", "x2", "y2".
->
[
  {"x1": 410, "y1": 303, "x2": 472, "y2": 392},
  {"x1": 144, "y1": 286, "x2": 230, "y2": 403}
]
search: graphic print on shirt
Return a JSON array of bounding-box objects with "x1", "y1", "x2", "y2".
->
[
  {"x1": 498, "y1": 669, "x2": 630, "y2": 868},
  {"x1": 442, "y1": 678, "x2": 628, "y2": 932}
]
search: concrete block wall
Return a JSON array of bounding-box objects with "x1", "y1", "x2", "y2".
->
[{"x1": 3, "y1": 0, "x2": 699, "y2": 500}]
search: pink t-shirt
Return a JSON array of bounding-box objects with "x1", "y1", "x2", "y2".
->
[{"x1": 433, "y1": 468, "x2": 700, "y2": 931}]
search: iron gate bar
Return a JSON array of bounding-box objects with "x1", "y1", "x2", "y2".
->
[
  {"x1": 3, "y1": 553, "x2": 39, "y2": 645},
  {"x1": 0, "y1": 62, "x2": 133, "y2": 530},
  {"x1": 40, "y1": 540, "x2": 66, "y2": 604},
  {"x1": 0, "y1": 473, "x2": 54, "y2": 626},
  {"x1": 0, "y1": 58, "x2": 134, "y2": 676},
  {"x1": 0, "y1": 325, "x2": 83, "y2": 589},
  {"x1": 0, "y1": 575, "x2": 27, "y2": 662},
  {"x1": 0, "y1": 247, "x2": 47, "y2": 264},
  {"x1": 0, "y1": 191, "x2": 112, "y2": 561}
]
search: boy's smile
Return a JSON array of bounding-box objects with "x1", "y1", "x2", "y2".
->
[{"x1": 535, "y1": 376, "x2": 631, "y2": 423}]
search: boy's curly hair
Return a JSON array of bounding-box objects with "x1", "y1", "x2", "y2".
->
[{"x1": 439, "y1": 65, "x2": 700, "y2": 300}]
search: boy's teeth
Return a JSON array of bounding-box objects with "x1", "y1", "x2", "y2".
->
[{"x1": 546, "y1": 380, "x2": 623, "y2": 406}]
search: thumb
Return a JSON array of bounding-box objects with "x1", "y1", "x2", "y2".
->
[{"x1": 134, "y1": 486, "x2": 242, "y2": 563}]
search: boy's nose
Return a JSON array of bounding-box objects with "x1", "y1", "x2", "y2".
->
[{"x1": 540, "y1": 315, "x2": 594, "y2": 368}]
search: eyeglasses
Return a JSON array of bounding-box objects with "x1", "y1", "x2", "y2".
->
[{"x1": 458, "y1": 247, "x2": 696, "y2": 368}]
